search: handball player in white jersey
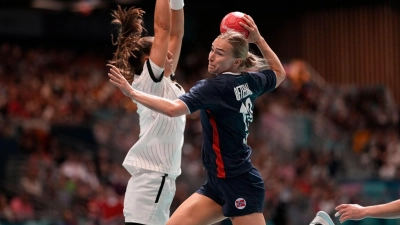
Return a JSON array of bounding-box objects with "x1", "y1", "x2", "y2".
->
[{"x1": 108, "y1": 0, "x2": 185, "y2": 224}]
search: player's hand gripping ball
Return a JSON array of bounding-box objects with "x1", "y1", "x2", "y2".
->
[{"x1": 220, "y1": 11, "x2": 249, "y2": 38}]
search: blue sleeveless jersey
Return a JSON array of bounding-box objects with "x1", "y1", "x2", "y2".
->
[{"x1": 179, "y1": 70, "x2": 277, "y2": 178}]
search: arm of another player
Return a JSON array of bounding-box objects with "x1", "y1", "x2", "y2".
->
[
  {"x1": 108, "y1": 65, "x2": 189, "y2": 117},
  {"x1": 240, "y1": 14, "x2": 286, "y2": 87},
  {"x1": 168, "y1": 0, "x2": 184, "y2": 73},
  {"x1": 149, "y1": 0, "x2": 171, "y2": 69},
  {"x1": 335, "y1": 200, "x2": 400, "y2": 223}
]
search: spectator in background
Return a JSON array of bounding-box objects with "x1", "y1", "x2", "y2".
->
[
  {"x1": 20, "y1": 162, "x2": 43, "y2": 199},
  {"x1": 0, "y1": 193, "x2": 14, "y2": 223},
  {"x1": 9, "y1": 191, "x2": 35, "y2": 223},
  {"x1": 286, "y1": 59, "x2": 311, "y2": 93}
]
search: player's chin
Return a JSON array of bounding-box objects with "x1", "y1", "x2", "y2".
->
[{"x1": 208, "y1": 65, "x2": 218, "y2": 74}]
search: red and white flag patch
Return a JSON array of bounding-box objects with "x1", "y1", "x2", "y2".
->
[{"x1": 235, "y1": 198, "x2": 246, "y2": 209}]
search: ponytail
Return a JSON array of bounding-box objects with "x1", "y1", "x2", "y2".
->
[{"x1": 109, "y1": 5, "x2": 146, "y2": 84}]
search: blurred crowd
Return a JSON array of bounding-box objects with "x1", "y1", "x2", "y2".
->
[{"x1": 0, "y1": 42, "x2": 399, "y2": 225}]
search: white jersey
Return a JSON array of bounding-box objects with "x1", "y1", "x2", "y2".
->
[{"x1": 122, "y1": 60, "x2": 186, "y2": 178}]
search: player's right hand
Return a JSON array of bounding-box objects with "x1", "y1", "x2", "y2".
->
[
  {"x1": 108, "y1": 65, "x2": 135, "y2": 98},
  {"x1": 240, "y1": 14, "x2": 262, "y2": 44}
]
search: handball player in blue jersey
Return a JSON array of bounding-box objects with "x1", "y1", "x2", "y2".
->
[{"x1": 109, "y1": 13, "x2": 331, "y2": 225}]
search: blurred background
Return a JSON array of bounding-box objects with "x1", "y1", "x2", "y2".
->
[{"x1": 0, "y1": 0, "x2": 399, "y2": 224}]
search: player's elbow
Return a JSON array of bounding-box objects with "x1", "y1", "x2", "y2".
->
[
  {"x1": 170, "y1": 32, "x2": 184, "y2": 41},
  {"x1": 164, "y1": 107, "x2": 181, "y2": 117},
  {"x1": 275, "y1": 70, "x2": 286, "y2": 87},
  {"x1": 164, "y1": 101, "x2": 186, "y2": 117},
  {"x1": 170, "y1": 23, "x2": 184, "y2": 38},
  {"x1": 154, "y1": 19, "x2": 171, "y2": 33},
  {"x1": 163, "y1": 108, "x2": 176, "y2": 117}
]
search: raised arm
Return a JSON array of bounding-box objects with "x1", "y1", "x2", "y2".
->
[
  {"x1": 241, "y1": 14, "x2": 286, "y2": 87},
  {"x1": 149, "y1": 0, "x2": 171, "y2": 68},
  {"x1": 169, "y1": 0, "x2": 184, "y2": 73}
]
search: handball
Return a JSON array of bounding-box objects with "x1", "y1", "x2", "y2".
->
[{"x1": 220, "y1": 11, "x2": 249, "y2": 38}]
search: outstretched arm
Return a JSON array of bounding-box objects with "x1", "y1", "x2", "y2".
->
[
  {"x1": 149, "y1": 0, "x2": 171, "y2": 68},
  {"x1": 240, "y1": 14, "x2": 286, "y2": 87},
  {"x1": 169, "y1": 0, "x2": 184, "y2": 73},
  {"x1": 335, "y1": 200, "x2": 400, "y2": 223},
  {"x1": 108, "y1": 66, "x2": 189, "y2": 117}
]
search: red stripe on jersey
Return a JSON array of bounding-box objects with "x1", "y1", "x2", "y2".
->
[{"x1": 206, "y1": 110, "x2": 225, "y2": 178}]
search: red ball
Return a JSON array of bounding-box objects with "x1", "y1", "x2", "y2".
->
[{"x1": 220, "y1": 11, "x2": 249, "y2": 38}]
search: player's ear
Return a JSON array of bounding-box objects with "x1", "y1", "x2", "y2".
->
[
  {"x1": 233, "y1": 58, "x2": 242, "y2": 66},
  {"x1": 142, "y1": 55, "x2": 150, "y2": 64}
]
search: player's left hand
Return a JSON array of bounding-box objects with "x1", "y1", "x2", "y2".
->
[
  {"x1": 239, "y1": 14, "x2": 262, "y2": 44},
  {"x1": 108, "y1": 65, "x2": 134, "y2": 97}
]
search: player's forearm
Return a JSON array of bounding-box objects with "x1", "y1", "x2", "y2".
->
[
  {"x1": 366, "y1": 200, "x2": 400, "y2": 219},
  {"x1": 169, "y1": 7, "x2": 184, "y2": 71},
  {"x1": 171, "y1": 8, "x2": 184, "y2": 38},
  {"x1": 127, "y1": 89, "x2": 183, "y2": 117},
  {"x1": 254, "y1": 38, "x2": 286, "y2": 85}
]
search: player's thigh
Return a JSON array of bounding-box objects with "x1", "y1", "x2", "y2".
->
[
  {"x1": 124, "y1": 172, "x2": 174, "y2": 225},
  {"x1": 230, "y1": 212, "x2": 266, "y2": 225},
  {"x1": 167, "y1": 192, "x2": 226, "y2": 225},
  {"x1": 219, "y1": 168, "x2": 265, "y2": 217}
]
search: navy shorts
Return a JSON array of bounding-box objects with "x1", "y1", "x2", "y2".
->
[{"x1": 196, "y1": 167, "x2": 265, "y2": 217}]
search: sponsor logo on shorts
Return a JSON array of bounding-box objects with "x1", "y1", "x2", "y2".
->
[{"x1": 235, "y1": 198, "x2": 246, "y2": 209}]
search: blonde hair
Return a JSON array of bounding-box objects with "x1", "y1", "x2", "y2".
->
[{"x1": 217, "y1": 31, "x2": 269, "y2": 72}]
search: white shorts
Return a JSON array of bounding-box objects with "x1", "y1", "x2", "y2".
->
[{"x1": 124, "y1": 168, "x2": 176, "y2": 225}]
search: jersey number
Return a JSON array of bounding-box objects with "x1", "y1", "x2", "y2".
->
[{"x1": 239, "y1": 98, "x2": 253, "y2": 144}]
